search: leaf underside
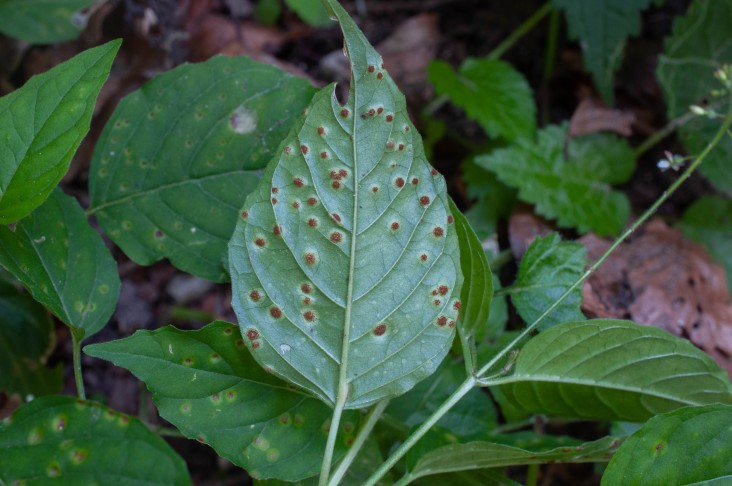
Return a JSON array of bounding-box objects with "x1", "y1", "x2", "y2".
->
[
  {"x1": 228, "y1": 0, "x2": 462, "y2": 409},
  {"x1": 0, "y1": 0, "x2": 95, "y2": 43}
]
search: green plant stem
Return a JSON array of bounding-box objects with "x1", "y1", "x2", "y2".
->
[
  {"x1": 487, "y1": 2, "x2": 553, "y2": 60},
  {"x1": 71, "y1": 328, "x2": 86, "y2": 400},
  {"x1": 634, "y1": 111, "x2": 696, "y2": 158},
  {"x1": 457, "y1": 326, "x2": 477, "y2": 376},
  {"x1": 153, "y1": 426, "x2": 187, "y2": 439},
  {"x1": 328, "y1": 399, "x2": 390, "y2": 486},
  {"x1": 541, "y1": 7, "x2": 560, "y2": 127},
  {"x1": 526, "y1": 463, "x2": 539, "y2": 486}
]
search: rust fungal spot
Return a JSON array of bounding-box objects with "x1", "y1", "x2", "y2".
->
[
  {"x1": 395, "y1": 177, "x2": 405, "y2": 188},
  {"x1": 437, "y1": 316, "x2": 448, "y2": 327},
  {"x1": 154, "y1": 229, "x2": 164, "y2": 238},
  {"x1": 361, "y1": 108, "x2": 376, "y2": 119},
  {"x1": 386, "y1": 140, "x2": 395, "y2": 151},
  {"x1": 332, "y1": 181, "x2": 341, "y2": 189},
  {"x1": 271, "y1": 197, "x2": 278, "y2": 205},
  {"x1": 301, "y1": 283, "x2": 312, "y2": 294},
  {"x1": 321, "y1": 151, "x2": 328, "y2": 159},
  {"x1": 377, "y1": 72, "x2": 383, "y2": 79},
  {"x1": 448, "y1": 215, "x2": 454, "y2": 224},
  {"x1": 307, "y1": 218, "x2": 318, "y2": 228},
  {"x1": 404, "y1": 125, "x2": 410, "y2": 132},
  {"x1": 241, "y1": 210, "x2": 249, "y2": 219},
  {"x1": 283, "y1": 146, "x2": 292, "y2": 155},
  {"x1": 307, "y1": 197, "x2": 318, "y2": 206},
  {"x1": 305, "y1": 252, "x2": 316, "y2": 265},
  {"x1": 301, "y1": 144, "x2": 309, "y2": 155},
  {"x1": 249, "y1": 290, "x2": 261, "y2": 301},
  {"x1": 272, "y1": 187, "x2": 279, "y2": 194},
  {"x1": 246, "y1": 329, "x2": 259, "y2": 340},
  {"x1": 434, "y1": 299, "x2": 441, "y2": 306},
  {"x1": 377, "y1": 107, "x2": 384, "y2": 114},
  {"x1": 293, "y1": 201, "x2": 300, "y2": 209},
  {"x1": 438, "y1": 285, "x2": 449, "y2": 295},
  {"x1": 338, "y1": 169, "x2": 348, "y2": 179},
  {"x1": 294, "y1": 178, "x2": 304, "y2": 187},
  {"x1": 386, "y1": 114, "x2": 394, "y2": 122},
  {"x1": 330, "y1": 231, "x2": 343, "y2": 243},
  {"x1": 453, "y1": 300, "x2": 462, "y2": 310},
  {"x1": 449, "y1": 320, "x2": 455, "y2": 328},
  {"x1": 332, "y1": 213, "x2": 342, "y2": 223},
  {"x1": 431, "y1": 168, "x2": 438, "y2": 176},
  {"x1": 411, "y1": 177, "x2": 419, "y2": 185},
  {"x1": 433, "y1": 226, "x2": 444, "y2": 237},
  {"x1": 255, "y1": 237, "x2": 266, "y2": 247},
  {"x1": 398, "y1": 143, "x2": 405, "y2": 151},
  {"x1": 304, "y1": 310, "x2": 316, "y2": 322},
  {"x1": 420, "y1": 253, "x2": 428, "y2": 262},
  {"x1": 372, "y1": 186, "x2": 379, "y2": 193},
  {"x1": 340, "y1": 108, "x2": 349, "y2": 118},
  {"x1": 373, "y1": 323, "x2": 387, "y2": 336},
  {"x1": 368, "y1": 65, "x2": 375, "y2": 73},
  {"x1": 317, "y1": 126, "x2": 325, "y2": 135},
  {"x1": 420, "y1": 196, "x2": 430, "y2": 206},
  {"x1": 270, "y1": 306, "x2": 282, "y2": 319},
  {"x1": 273, "y1": 225, "x2": 281, "y2": 236},
  {"x1": 252, "y1": 341, "x2": 261, "y2": 349},
  {"x1": 390, "y1": 221, "x2": 400, "y2": 230},
  {"x1": 303, "y1": 296, "x2": 311, "y2": 305}
]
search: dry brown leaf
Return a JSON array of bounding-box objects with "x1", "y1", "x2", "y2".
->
[
  {"x1": 581, "y1": 219, "x2": 732, "y2": 376},
  {"x1": 568, "y1": 97, "x2": 636, "y2": 138},
  {"x1": 508, "y1": 207, "x2": 555, "y2": 259}
]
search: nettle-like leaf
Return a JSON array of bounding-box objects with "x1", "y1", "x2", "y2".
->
[
  {"x1": 228, "y1": 0, "x2": 462, "y2": 409},
  {"x1": 476, "y1": 124, "x2": 635, "y2": 235},
  {"x1": 498, "y1": 320, "x2": 732, "y2": 422},
  {"x1": 657, "y1": 0, "x2": 732, "y2": 194},
  {"x1": 603, "y1": 404, "x2": 732, "y2": 485},
  {"x1": 0, "y1": 40, "x2": 119, "y2": 224},
  {"x1": 512, "y1": 233, "x2": 586, "y2": 330},
  {"x1": 0, "y1": 275, "x2": 62, "y2": 398},
  {"x1": 428, "y1": 58, "x2": 536, "y2": 141},
  {"x1": 89, "y1": 56, "x2": 316, "y2": 282},
  {"x1": 680, "y1": 195, "x2": 732, "y2": 293},
  {"x1": 0, "y1": 0, "x2": 94, "y2": 43},
  {"x1": 0, "y1": 396, "x2": 191, "y2": 485},
  {"x1": 0, "y1": 189, "x2": 120, "y2": 338},
  {"x1": 84, "y1": 321, "x2": 359, "y2": 482},
  {"x1": 553, "y1": 0, "x2": 653, "y2": 103}
]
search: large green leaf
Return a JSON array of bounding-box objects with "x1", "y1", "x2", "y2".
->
[
  {"x1": 84, "y1": 321, "x2": 359, "y2": 482},
  {"x1": 228, "y1": 0, "x2": 462, "y2": 409},
  {"x1": 0, "y1": 0, "x2": 94, "y2": 43},
  {"x1": 0, "y1": 275, "x2": 62, "y2": 398},
  {"x1": 89, "y1": 56, "x2": 316, "y2": 282},
  {"x1": 511, "y1": 233, "x2": 586, "y2": 330},
  {"x1": 497, "y1": 320, "x2": 732, "y2": 422},
  {"x1": 0, "y1": 40, "x2": 119, "y2": 224},
  {"x1": 0, "y1": 396, "x2": 191, "y2": 485},
  {"x1": 657, "y1": 0, "x2": 732, "y2": 194},
  {"x1": 553, "y1": 0, "x2": 653, "y2": 103},
  {"x1": 602, "y1": 404, "x2": 732, "y2": 485},
  {"x1": 476, "y1": 124, "x2": 635, "y2": 235},
  {"x1": 428, "y1": 59, "x2": 536, "y2": 141},
  {"x1": 680, "y1": 195, "x2": 732, "y2": 293},
  {"x1": 0, "y1": 189, "x2": 120, "y2": 338},
  {"x1": 285, "y1": 0, "x2": 331, "y2": 27}
]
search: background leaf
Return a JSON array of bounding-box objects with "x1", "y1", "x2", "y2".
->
[
  {"x1": 602, "y1": 404, "x2": 732, "y2": 485},
  {"x1": 511, "y1": 233, "x2": 586, "y2": 330},
  {"x1": 84, "y1": 321, "x2": 359, "y2": 482},
  {"x1": 428, "y1": 58, "x2": 536, "y2": 141},
  {"x1": 228, "y1": 0, "x2": 462, "y2": 409},
  {"x1": 0, "y1": 395, "x2": 191, "y2": 485},
  {"x1": 0, "y1": 189, "x2": 120, "y2": 338},
  {"x1": 476, "y1": 124, "x2": 635, "y2": 235},
  {"x1": 656, "y1": 0, "x2": 732, "y2": 194},
  {"x1": 0, "y1": 0, "x2": 94, "y2": 43},
  {"x1": 0, "y1": 40, "x2": 119, "y2": 224},
  {"x1": 552, "y1": 0, "x2": 653, "y2": 103},
  {"x1": 0, "y1": 274, "x2": 62, "y2": 398},
  {"x1": 285, "y1": 0, "x2": 331, "y2": 27},
  {"x1": 89, "y1": 55, "x2": 316, "y2": 282},
  {"x1": 498, "y1": 320, "x2": 732, "y2": 421},
  {"x1": 462, "y1": 159, "x2": 515, "y2": 239}
]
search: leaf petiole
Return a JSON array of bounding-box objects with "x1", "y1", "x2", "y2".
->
[{"x1": 71, "y1": 328, "x2": 86, "y2": 400}]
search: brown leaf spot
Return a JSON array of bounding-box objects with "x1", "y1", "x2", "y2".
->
[
  {"x1": 373, "y1": 323, "x2": 387, "y2": 336},
  {"x1": 433, "y1": 226, "x2": 444, "y2": 237},
  {"x1": 249, "y1": 290, "x2": 261, "y2": 301},
  {"x1": 270, "y1": 306, "x2": 282, "y2": 319},
  {"x1": 330, "y1": 231, "x2": 343, "y2": 243},
  {"x1": 294, "y1": 178, "x2": 304, "y2": 187},
  {"x1": 246, "y1": 328, "x2": 259, "y2": 340}
]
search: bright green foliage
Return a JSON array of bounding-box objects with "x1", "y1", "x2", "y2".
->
[
  {"x1": 451, "y1": 200, "x2": 492, "y2": 338},
  {"x1": 657, "y1": 0, "x2": 732, "y2": 194},
  {"x1": 680, "y1": 195, "x2": 732, "y2": 293},
  {"x1": 228, "y1": 0, "x2": 462, "y2": 409},
  {"x1": 0, "y1": 40, "x2": 119, "y2": 224},
  {"x1": 0, "y1": 275, "x2": 62, "y2": 398},
  {"x1": 286, "y1": 0, "x2": 332, "y2": 27},
  {"x1": 499, "y1": 320, "x2": 732, "y2": 421},
  {"x1": 0, "y1": 396, "x2": 191, "y2": 485},
  {"x1": 428, "y1": 59, "x2": 536, "y2": 141},
  {"x1": 512, "y1": 233, "x2": 586, "y2": 330},
  {"x1": 0, "y1": 189, "x2": 120, "y2": 339},
  {"x1": 404, "y1": 436, "x2": 621, "y2": 483},
  {"x1": 462, "y1": 160, "x2": 515, "y2": 238},
  {"x1": 89, "y1": 56, "x2": 316, "y2": 282},
  {"x1": 256, "y1": 0, "x2": 283, "y2": 25},
  {"x1": 602, "y1": 404, "x2": 732, "y2": 485},
  {"x1": 0, "y1": 0, "x2": 94, "y2": 43},
  {"x1": 553, "y1": 0, "x2": 653, "y2": 103},
  {"x1": 477, "y1": 124, "x2": 635, "y2": 235},
  {"x1": 84, "y1": 321, "x2": 359, "y2": 482}
]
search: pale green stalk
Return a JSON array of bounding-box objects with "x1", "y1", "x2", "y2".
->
[{"x1": 71, "y1": 328, "x2": 86, "y2": 400}]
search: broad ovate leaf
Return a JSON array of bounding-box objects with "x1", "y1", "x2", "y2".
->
[
  {"x1": 657, "y1": 0, "x2": 732, "y2": 194},
  {"x1": 228, "y1": 0, "x2": 462, "y2": 409},
  {"x1": 84, "y1": 321, "x2": 359, "y2": 482},
  {"x1": 0, "y1": 396, "x2": 191, "y2": 485},
  {"x1": 0, "y1": 40, "x2": 119, "y2": 224},
  {"x1": 602, "y1": 404, "x2": 732, "y2": 485},
  {"x1": 512, "y1": 233, "x2": 586, "y2": 330},
  {"x1": 476, "y1": 124, "x2": 635, "y2": 235},
  {"x1": 428, "y1": 58, "x2": 536, "y2": 141},
  {"x1": 0, "y1": 189, "x2": 120, "y2": 339},
  {"x1": 0, "y1": 0, "x2": 94, "y2": 43},
  {"x1": 497, "y1": 320, "x2": 732, "y2": 422},
  {"x1": 89, "y1": 55, "x2": 316, "y2": 282}
]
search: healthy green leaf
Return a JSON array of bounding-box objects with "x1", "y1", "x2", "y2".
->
[
  {"x1": 657, "y1": 0, "x2": 732, "y2": 194},
  {"x1": 497, "y1": 320, "x2": 732, "y2": 422},
  {"x1": 552, "y1": 0, "x2": 653, "y2": 103},
  {"x1": 428, "y1": 59, "x2": 536, "y2": 141},
  {"x1": 285, "y1": 0, "x2": 331, "y2": 27},
  {"x1": 0, "y1": 275, "x2": 62, "y2": 398},
  {"x1": 463, "y1": 160, "x2": 515, "y2": 239},
  {"x1": 0, "y1": 189, "x2": 120, "y2": 338},
  {"x1": 0, "y1": 0, "x2": 94, "y2": 43},
  {"x1": 228, "y1": 0, "x2": 462, "y2": 409},
  {"x1": 256, "y1": 0, "x2": 283, "y2": 25},
  {"x1": 0, "y1": 395, "x2": 191, "y2": 485},
  {"x1": 602, "y1": 404, "x2": 732, "y2": 485},
  {"x1": 84, "y1": 321, "x2": 359, "y2": 482},
  {"x1": 405, "y1": 436, "x2": 621, "y2": 482},
  {"x1": 680, "y1": 195, "x2": 732, "y2": 293},
  {"x1": 0, "y1": 40, "x2": 119, "y2": 224},
  {"x1": 511, "y1": 233, "x2": 586, "y2": 330},
  {"x1": 476, "y1": 124, "x2": 635, "y2": 235},
  {"x1": 89, "y1": 55, "x2": 316, "y2": 282}
]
